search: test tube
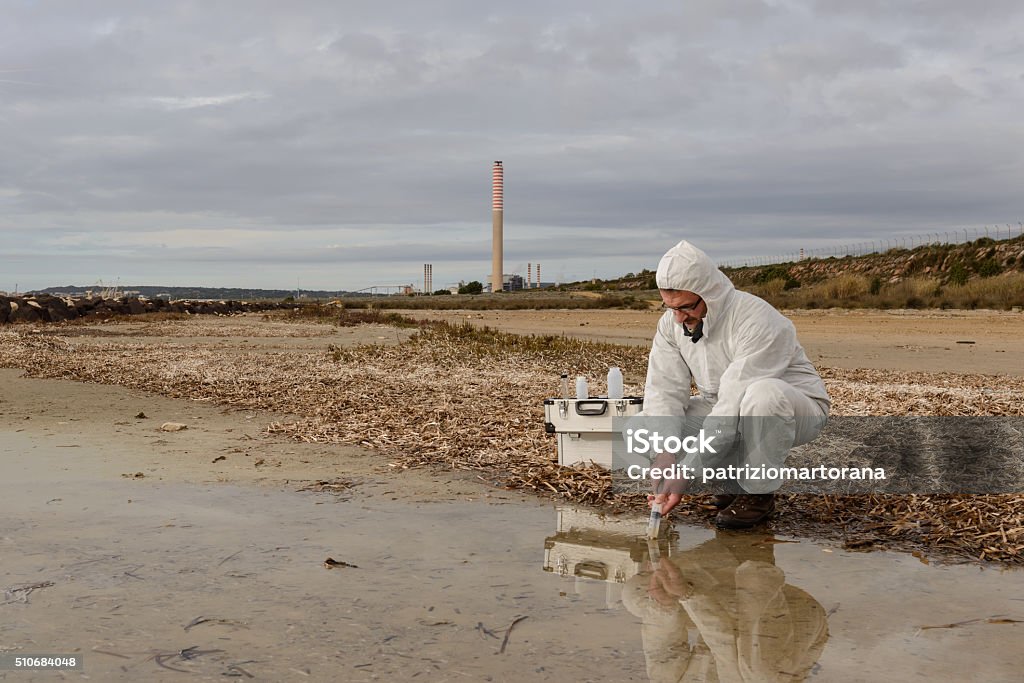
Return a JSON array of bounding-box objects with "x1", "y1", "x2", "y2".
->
[
  {"x1": 647, "y1": 503, "x2": 662, "y2": 539},
  {"x1": 646, "y1": 539, "x2": 662, "y2": 569}
]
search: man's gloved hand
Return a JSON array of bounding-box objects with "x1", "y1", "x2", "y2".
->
[
  {"x1": 648, "y1": 557, "x2": 695, "y2": 606},
  {"x1": 646, "y1": 451, "x2": 692, "y2": 517}
]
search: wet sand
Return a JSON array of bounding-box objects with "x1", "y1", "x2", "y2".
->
[
  {"x1": 3, "y1": 414, "x2": 1023, "y2": 681},
  {"x1": 0, "y1": 367, "x2": 499, "y2": 501}
]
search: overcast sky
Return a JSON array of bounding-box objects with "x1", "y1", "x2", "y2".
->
[{"x1": 2, "y1": 1, "x2": 1022, "y2": 292}]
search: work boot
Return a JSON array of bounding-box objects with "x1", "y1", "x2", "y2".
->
[
  {"x1": 715, "y1": 494, "x2": 775, "y2": 529},
  {"x1": 710, "y1": 494, "x2": 737, "y2": 510}
]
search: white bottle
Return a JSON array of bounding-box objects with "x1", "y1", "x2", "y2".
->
[
  {"x1": 575, "y1": 376, "x2": 589, "y2": 400},
  {"x1": 607, "y1": 366, "x2": 624, "y2": 399}
]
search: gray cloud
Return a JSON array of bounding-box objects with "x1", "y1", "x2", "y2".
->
[{"x1": 1, "y1": 0, "x2": 1021, "y2": 291}]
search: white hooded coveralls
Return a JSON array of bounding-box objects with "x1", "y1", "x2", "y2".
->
[
  {"x1": 642, "y1": 241, "x2": 830, "y2": 492},
  {"x1": 620, "y1": 534, "x2": 829, "y2": 682}
]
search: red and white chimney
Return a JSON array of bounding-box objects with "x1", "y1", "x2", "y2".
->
[{"x1": 491, "y1": 161, "x2": 503, "y2": 293}]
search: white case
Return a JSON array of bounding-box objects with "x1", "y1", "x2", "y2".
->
[
  {"x1": 543, "y1": 397, "x2": 643, "y2": 468},
  {"x1": 543, "y1": 507, "x2": 666, "y2": 600}
]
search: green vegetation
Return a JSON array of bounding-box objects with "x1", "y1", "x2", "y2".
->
[
  {"x1": 319, "y1": 314, "x2": 649, "y2": 369},
  {"x1": 458, "y1": 281, "x2": 483, "y2": 295},
  {"x1": 281, "y1": 306, "x2": 430, "y2": 328},
  {"x1": 948, "y1": 263, "x2": 970, "y2": 286},
  {"x1": 977, "y1": 259, "x2": 1003, "y2": 278},
  {"x1": 317, "y1": 293, "x2": 653, "y2": 311},
  {"x1": 273, "y1": 293, "x2": 655, "y2": 316},
  {"x1": 753, "y1": 265, "x2": 792, "y2": 284},
  {"x1": 556, "y1": 268, "x2": 658, "y2": 292}
]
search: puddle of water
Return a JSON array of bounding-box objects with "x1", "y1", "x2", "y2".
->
[
  {"x1": 545, "y1": 508, "x2": 1024, "y2": 683},
  {"x1": 2, "y1": 431, "x2": 1023, "y2": 681}
]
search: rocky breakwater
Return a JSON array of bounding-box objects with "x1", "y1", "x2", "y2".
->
[{"x1": 0, "y1": 294, "x2": 293, "y2": 325}]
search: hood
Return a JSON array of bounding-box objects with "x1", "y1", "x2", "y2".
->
[{"x1": 655, "y1": 240, "x2": 735, "y2": 314}]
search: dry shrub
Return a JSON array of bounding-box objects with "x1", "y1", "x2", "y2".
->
[
  {"x1": 770, "y1": 274, "x2": 869, "y2": 308},
  {"x1": 823, "y1": 274, "x2": 870, "y2": 299},
  {"x1": 282, "y1": 305, "x2": 426, "y2": 328},
  {"x1": 336, "y1": 294, "x2": 658, "y2": 311},
  {"x1": 5, "y1": 319, "x2": 1024, "y2": 564},
  {"x1": 754, "y1": 278, "x2": 787, "y2": 300},
  {"x1": 948, "y1": 272, "x2": 1024, "y2": 309},
  {"x1": 876, "y1": 277, "x2": 941, "y2": 308},
  {"x1": 906, "y1": 276, "x2": 942, "y2": 298}
]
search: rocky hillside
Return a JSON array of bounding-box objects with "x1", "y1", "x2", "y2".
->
[
  {"x1": 571, "y1": 235, "x2": 1024, "y2": 292},
  {"x1": 725, "y1": 236, "x2": 1024, "y2": 288}
]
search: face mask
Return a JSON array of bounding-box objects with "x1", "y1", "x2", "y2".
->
[{"x1": 683, "y1": 319, "x2": 704, "y2": 343}]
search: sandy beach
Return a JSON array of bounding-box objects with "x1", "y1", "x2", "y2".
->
[
  {"x1": 2, "y1": 310, "x2": 1024, "y2": 680},
  {"x1": 2, "y1": 307, "x2": 1020, "y2": 487},
  {"x1": 398, "y1": 307, "x2": 1024, "y2": 376}
]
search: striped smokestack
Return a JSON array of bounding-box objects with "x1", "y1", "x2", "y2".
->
[{"x1": 491, "y1": 161, "x2": 503, "y2": 293}]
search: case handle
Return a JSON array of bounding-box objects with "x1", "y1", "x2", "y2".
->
[
  {"x1": 574, "y1": 401, "x2": 608, "y2": 416},
  {"x1": 574, "y1": 561, "x2": 608, "y2": 580}
]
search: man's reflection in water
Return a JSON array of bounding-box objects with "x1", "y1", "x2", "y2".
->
[{"x1": 621, "y1": 532, "x2": 828, "y2": 683}]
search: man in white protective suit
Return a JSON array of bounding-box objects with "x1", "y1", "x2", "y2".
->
[
  {"x1": 642, "y1": 240, "x2": 830, "y2": 528},
  {"x1": 621, "y1": 532, "x2": 829, "y2": 682}
]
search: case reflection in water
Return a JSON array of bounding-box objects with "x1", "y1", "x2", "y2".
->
[{"x1": 543, "y1": 506, "x2": 828, "y2": 682}]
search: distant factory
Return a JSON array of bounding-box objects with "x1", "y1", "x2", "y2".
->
[
  {"x1": 403, "y1": 162, "x2": 557, "y2": 295},
  {"x1": 483, "y1": 266, "x2": 554, "y2": 293}
]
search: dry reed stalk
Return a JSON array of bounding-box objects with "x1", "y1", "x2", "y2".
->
[{"x1": 3, "y1": 319, "x2": 1024, "y2": 564}]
